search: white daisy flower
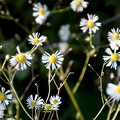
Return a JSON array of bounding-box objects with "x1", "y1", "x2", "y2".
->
[
  {"x1": 103, "y1": 48, "x2": 120, "y2": 70},
  {"x1": 79, "y1": 14, "x2": 101, "y2": 34},
  {"x1": 0, "y1": 87, "x2": 12, "y2": 107},
  {"x1": 108, "y1": 28, "x2": 120, "y2": 42},
  {"x1": 9, "y1": 46, "x2": 33, "y2": 71},
  {"x1": 42, "y1": 51, "x2": 64, "y2": 70},
  {"x1": 58, "y1": 24, "x2": 71, "y2": 41},
  {"x1": 26, "y1": 94, "x2": 44, "y2": 109},
  {"x1": 108, "y1": 28, "x2": 120, "y2": 50},
  {"x1": 0, "y1": 110, "x2": 4, "y2": 118},
  {"x1": 106, "y1": 82, "x2": 120, "y2": 101},
  {"x1": 28, "y1": 32, "x2": 46, "y2": 46},
  {"x1": 33, "y1": 2, "x2": 50, "y2": 25},
  {"x1": 49, "y1": 95, "x2": 62, "y2": 109},
  {"x1": 70, "y1": 0, "x2": 88, "y2": 12}
]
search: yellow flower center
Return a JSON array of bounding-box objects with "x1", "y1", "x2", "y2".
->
[
  {"x1": 33, "y1": 38, "x2": 39, "y2": 44},
  {"x1": 110, "y1": 54, "x2": 119, "y2": 62},
  {"x1": 31, "y1": 101, "x2": 36, "y2": 107},
  {"x1": 45, "y1": 104, "x2": 51, "y2": 110},
  {"x1": 113, "y1": 33, "x2": 119, "y2": 40},
  {"x1": 75, "y1": 0, "x2": 82, "y2": 6},
  {"x1": 87, "y1": 21, "x2": 94, "y2": 28},
  {"x1": 115, "y1": 85, "x2": 120, "y2": 93},
  {"x1": 39, "y1": 9, "x2": 45, "y2": 15},
  {"x1": 53, "y1": 99, "x2": 58, "y2": 104},
  {"x1": 16, "y1": 53, "x2": 26, "y2": 63},
  {"x1": 0, "y1": 93, "x2": 6, "y2": 101},
  {"x1": 49, "y1": 55, "x2": 57, "y2": 63}
]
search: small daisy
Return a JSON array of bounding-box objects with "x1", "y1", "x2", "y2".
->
[
  {"x1": 106, "y1": 82, "x2": 120, "y2": 101},
  {"x1": 28, "y1": 32, "x2": 46, "y2": 46},
  {"x1": 80, "y1": 14, "x2": 101, "y2": 34},
  {"x1": 58, "y1": 24, "x2": 71, "y2": 41},
  {"x1": 108, "y1": 28, "x2": 120, "y2": 50},
  {"x1": 49, "y1": 95, "x2": 62, "y2": 109},
  {"x1": 9, "y1": 46, "x2": 33, "y2": 71},
  {"x1": 70, "y1": 0, "x2": 88, "y2": 12},
  {"x1": 42, "y1": 51, "x2": 64, "y2": 70},
  {"x1": 0, "y1": 87, "x2": 12, "y2": 107},
  {"x1": 33, "y1": 2, "x2": 50, "y2": 25},
  {"x1": 108, "y1": 28, "x2": 120, "y2": 42},
  {"x1": 103, "y1": 48, "x2": 120, "y2": 70},
  {"x1": 26, "y1": 94, "x2": 44, "y2": 109}
]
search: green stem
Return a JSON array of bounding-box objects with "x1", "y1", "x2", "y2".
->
[
  {"x1": 42, "y1": 111, "x2": 47, "y2": 120},
  {"x1": 89, "y1": 34, "x2": 93, "y2": 47},
  {"x1": 46, "y1": 68, "x2": 51, "y2": 103},
  {"x1": 93, "y1": 104, "x2": 106, "y2": 120},
  {"x1": 112, "y1": 104, "x2": 120, "y2": 120},
  {"x1": 56, "y1": 111, "x2": 59, "y2": 120},
  {"x1": 64, "y1": 82, "x2": 84, "y2": 120},
  {"x1": 106, "y1": 102, "x2": 115, "y2": 120},
  {"x1": 50, "y1": 6, "x2": 70, "y2": 14},
  {"x1": 72, "y1": 53, "x2": 90, "y2": 94}
]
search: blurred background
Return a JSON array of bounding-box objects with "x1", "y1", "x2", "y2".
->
[{"x1": 0, "y1": 0, "x2": 120, "y2": 119}]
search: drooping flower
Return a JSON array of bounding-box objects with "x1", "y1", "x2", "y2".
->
[
  {"x1": 28, "y1": 32, "x2": 47, "y2": 46},
  {"x1": 26, "y1": 94, "x2": 44, "y2": 109},
  {"x1": 49, "y1": 95, "x2": 62, "y2": 110},
  {"x1": 42, "y1": 51, "x2": 64, "y2": 70},
  {"x1": 80, "y1": 14, "x2": 101, "y2": 34},
  {"x1": 70, "y1": 0, "x2": 88, "y2": 12},
  {"x1": 58, "y1": 24, "x2": 71, "y2": 41},
  {"x1": 0, "y1": 87, "x2": 12, "y2": 107},
  {"x1": 103, "y1": 48, "x2": 120, "y2": 70},
  {"x1": 58, "y1": 42, "x2": 69, "y2": 53},
  {"x1": 9, "y1": 46, "x2": 33, "y2": 71},
  {"x1": 33, "y1": 2, "x2": 50, "y2": 25},
  {"x1": 106, "y1": 82, "x2": 120, "y2": 101},
  {"x1": 107, "y1": 28, "x2": 120, "y2": 51}
]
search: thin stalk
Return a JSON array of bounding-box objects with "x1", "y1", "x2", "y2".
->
[
  {"x1": 50, "y1": 6, "x2": 70, "y2": 14},
  {"x1": 72, "y1": 53, "x2": 90, "y2": 94},
  {"x1": 64, "y1": 82, "x2": 84, "y2": 120},
  {"x1": 47, "y1": 111, "x2": 52, "y2": 120},
  {"x1": 112, "y1": 104, "x2": 120, "y2": 120},
  {"x1": 46, "y1": 68, "x2": 51, "y2": 103},
  {"x1": 56, "y1": 111, "x2": 59, "y2": 120},
  {"x1": 106, "y1": 102, "x2": 115, "y2": 120}
]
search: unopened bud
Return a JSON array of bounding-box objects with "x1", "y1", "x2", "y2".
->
[
  {"x1": 110, "y1": 73, "x2": 114, "y2": 79},
  {"x1": 0, "y1": 45, "x2": 2, "y2": 50},
  {"x1": 5, "y1": 54, "x2": 10, "y2": 61}
]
